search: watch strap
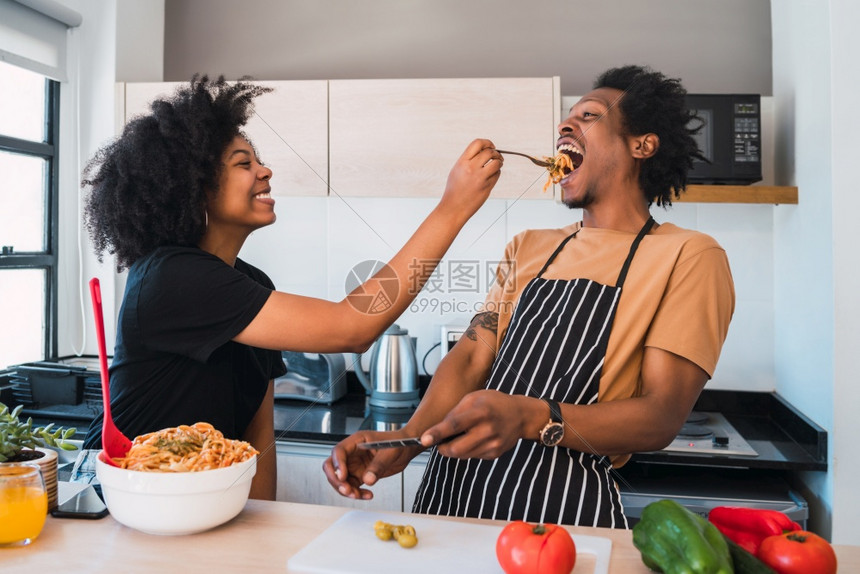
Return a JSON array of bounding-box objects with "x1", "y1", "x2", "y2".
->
[{"x1": 542, "y1": 398, "x2": 563, "y2": 423}]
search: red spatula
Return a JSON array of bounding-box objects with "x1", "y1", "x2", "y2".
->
[{"x1": 89, "y1": 277, "x2": 132, "y2": 466}]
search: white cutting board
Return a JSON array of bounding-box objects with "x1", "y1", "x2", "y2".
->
[{"x1": 287, "y1": 510, "x2": 611, "y2": 574}]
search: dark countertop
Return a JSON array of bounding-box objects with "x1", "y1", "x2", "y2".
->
[
  {"x1": 272, "y1": 391, "x2": 414, "y2": 444},
  {"x1": 627, "y1": 390, "x2": 827, "y2": 471},
  {"x1": 7, "y1": 361, "x2": 827, "y2": 473},
  {"x1": 273, "y1": 385, "x2": 827, "y2": 472}
]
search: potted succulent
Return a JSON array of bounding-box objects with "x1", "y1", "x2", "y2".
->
[{"x1": 1, "y1": 401, "x2": 78, "y2": 510}]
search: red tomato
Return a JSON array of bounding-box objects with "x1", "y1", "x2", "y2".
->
[
  {"x1": 496, "y1": 521, "x2": 576, "y2": 574},
  {"x1": 757, "y1": 530, "x2": 838, "y2": 574}
]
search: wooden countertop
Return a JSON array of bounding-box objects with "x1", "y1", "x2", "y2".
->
[{"x1": 3, "y1": 499, "x2": 858, "y2": 573}]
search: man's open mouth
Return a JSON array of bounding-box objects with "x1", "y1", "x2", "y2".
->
[{"x1": 557, "y1": 144, "x2": 584, "y2": 174}]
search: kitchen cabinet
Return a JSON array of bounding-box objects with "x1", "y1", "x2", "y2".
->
[
  {"x1": 117, "y1": 79, "x2": 797, "y2": 204},
  {"x1": 118, "y1": 80, "x2": 329, "y2": 196},
  {"x1": 275, "y1": 441, "x2": 432, "y2": 513},
  {"x1": 276, "y1": 440, "x2": 402, "y2": 511},
  {"x1": 329, "y1": 77, "x2": 560, "y2": 199}
]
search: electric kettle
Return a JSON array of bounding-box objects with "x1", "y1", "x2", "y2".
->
[{"x1": 354, "y1": 324, "x2": 420, "y2": 408}]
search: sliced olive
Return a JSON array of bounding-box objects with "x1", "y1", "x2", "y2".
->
[
  {"x1": 375, "y1": 526, "x2": 393, "y2": 541},
  {"x1": 397, "y1": 533, "x2": 418, "y2": 548}
]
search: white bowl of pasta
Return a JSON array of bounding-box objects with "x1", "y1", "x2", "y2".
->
[{"x1": 95, "y1": 422, "x2": 257, "y2": 535}]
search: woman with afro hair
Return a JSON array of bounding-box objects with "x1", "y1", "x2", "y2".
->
[{"x1": 80, "y1": 75, "x2": 502, "y2": 499}]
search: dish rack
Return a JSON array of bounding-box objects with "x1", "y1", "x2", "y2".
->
[{"x1": 7, "y1": 360, "x2": 101, "y2": 420}]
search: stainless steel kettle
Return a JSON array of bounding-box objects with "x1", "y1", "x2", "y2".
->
[{"x1": 354, "y1": 324, "x2": 420, "y2": 408}]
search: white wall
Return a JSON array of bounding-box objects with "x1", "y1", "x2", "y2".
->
[
  {"x1": 771, "y1": 0, "x2": 860, "y2": 545},
  {"x1": 114, "y1": 0, "x2": 163, "y2": 82},
  {"x1": 826, "y1": 0, "x2": 860, "y2": 546},
  {"x1": 55, "y1": 0, "x2": 164, "y2": 361},
  {"x1": 235, "y1": 193, "x2": 778, "y2": 392},
  {"x1": 55, "y1": 0, "x2": 120, "y2": 364},
  {"x1": 770, "y1": 0, "x2": 834, "y2": 538},
  {"x1": 163, "y1": 0, "x2": 773, "y2": 97}
]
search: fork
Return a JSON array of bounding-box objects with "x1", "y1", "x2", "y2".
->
[{"x1": 496, "y1": 149, "x2": 552, "y2": 168}]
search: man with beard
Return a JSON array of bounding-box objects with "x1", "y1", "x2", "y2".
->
[{"x1": 323, "y1": 65, "x2": 735, "y2": 528}]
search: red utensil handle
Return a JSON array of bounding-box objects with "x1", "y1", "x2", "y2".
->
[{"x1": 88, "y1": 278, "x2": 113, "y2": 423}]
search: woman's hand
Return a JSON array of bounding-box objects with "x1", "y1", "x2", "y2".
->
[
  {"x1": 438, "y1": 139, "x2": 503, "y2": 224},
  {"x1": 419, "y1": 390, "x2": 543, "y2": 460},
  {"x1": 322, "y1": 430, "x2": 423, "y2": 500}
]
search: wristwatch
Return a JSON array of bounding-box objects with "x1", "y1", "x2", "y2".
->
[{"x1": 538, "y1": 398, "x2": 565, "y2": 447}]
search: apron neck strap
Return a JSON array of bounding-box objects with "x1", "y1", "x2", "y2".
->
[
  {"x1": 615, "y1": 216, "x2": 655, "y2": 288},
  {"x1": 536, "y1": 222, "x2": 583, "y2": 278},
  {"x1": 535, "y1": 217, "x2": 656, "y2": 286}
]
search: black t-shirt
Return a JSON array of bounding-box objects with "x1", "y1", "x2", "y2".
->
[{"x1": 83, "y1": 246, "x2": 287, "y2": 449}]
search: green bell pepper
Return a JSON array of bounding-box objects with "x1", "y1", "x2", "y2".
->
[{"x1": 632, "y1": 499, "x2": 734, "y2": 574}]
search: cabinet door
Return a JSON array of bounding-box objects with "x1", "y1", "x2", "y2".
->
[
  {"x1": 246, "y1": 81, "x2": 328, "y2": 197},
  {"x1": 330, "y1": 78, "x2": 559, "y2": 199},
  {"x1": 120, "y1": 80, "x2": 329, "y2": 196},
  {"x1": 276, "y1": 441, "x2": 402, "y2": 511}
]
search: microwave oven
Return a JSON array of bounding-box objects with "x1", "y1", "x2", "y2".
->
[{"x1": 685, "y1": 94, "x2": 762, "y2": 185}]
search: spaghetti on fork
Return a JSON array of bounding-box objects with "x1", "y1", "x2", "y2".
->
[{"x1": 542, "y1": 151, "x2": 576, "y2": 192}]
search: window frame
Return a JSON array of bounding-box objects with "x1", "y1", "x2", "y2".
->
[{"x1": 0, "y1": 78, "x2": 60, "y2": 360}]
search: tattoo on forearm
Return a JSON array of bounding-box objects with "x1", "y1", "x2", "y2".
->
[{"x1": 465, "y1": 312, "x2": 499, "y2": 341}]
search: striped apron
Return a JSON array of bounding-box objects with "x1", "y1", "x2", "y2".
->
[{"x1": 412, "y1": 217, "x2": 655, "y2": 528}]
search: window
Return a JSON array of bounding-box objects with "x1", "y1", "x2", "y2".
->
[{"x1": 0, "y1": 60, "x2": 60, "y2": 368}]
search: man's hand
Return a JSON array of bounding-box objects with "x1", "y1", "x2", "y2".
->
[
  {"x1": 322, "y1": 430, "x2": 422, "y2": 500},
  {"x1": 420, "y1": 390, "x2": 543, "y2": 460}
]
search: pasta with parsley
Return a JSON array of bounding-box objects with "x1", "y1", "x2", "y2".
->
[{"x1": 113, "y1": 422, "x2": 258, "y2": 472}]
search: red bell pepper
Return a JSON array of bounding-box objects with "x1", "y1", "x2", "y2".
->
[{"x1": 708, "y1": 506, "x2": 801, "y2": 555}]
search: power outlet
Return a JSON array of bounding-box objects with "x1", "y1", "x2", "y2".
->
[{"x1": 440, "y1": 324, "x2": 469, "y2": 357}]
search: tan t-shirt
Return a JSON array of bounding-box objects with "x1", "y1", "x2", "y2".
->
[{"x1": 481, "y1": 222, "x2": 735, "y2": 460}]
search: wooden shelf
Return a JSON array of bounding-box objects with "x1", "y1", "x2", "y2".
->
[{"x1": 676, "y1": 185, "x2": 798, "y2": 204}]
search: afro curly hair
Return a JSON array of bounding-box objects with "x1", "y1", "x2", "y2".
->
[
  {"x1": 593, "y1": 65, "x2": 705, "y2": 207},
  {"x1": 83, "y1": 75, "x2": 272, "y2": 270}
]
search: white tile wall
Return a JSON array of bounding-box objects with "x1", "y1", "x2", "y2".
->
[
  {"x1": 241, "y1": 196, "x2": 328, "y2": 298},
  {"x1": 241, "y1": 194, "x2": 776, "y2": 391},
  {"x1": 712, "y1": 299, "x2": 775, "y2": 390},
  {"x1": 698, "y1": 204, "x2": 776, "y2": 389}
]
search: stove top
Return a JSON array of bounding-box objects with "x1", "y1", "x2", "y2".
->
[{"x1": 659, "y1": 411, "x2": 759, "y2": 457}]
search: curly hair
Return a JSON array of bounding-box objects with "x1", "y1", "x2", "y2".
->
[
  {"x1": 593, "y1": 65, "x2": 704, "y2": 207},
  {"x1": 83, "y1": 75, "x2": 272, "y2": 270}
]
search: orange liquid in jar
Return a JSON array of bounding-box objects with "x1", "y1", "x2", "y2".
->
[{"x1": 0, "y1": 486, "x2": 48, "y2": 544}]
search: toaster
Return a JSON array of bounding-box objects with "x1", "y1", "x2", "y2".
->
[{"x1": 274, "y1": 352, "x2": 347, "y2": 404}]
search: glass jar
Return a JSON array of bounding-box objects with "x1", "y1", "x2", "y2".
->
[{"x1": 0, "y1": 463, "x2": 48, "y2": 546}]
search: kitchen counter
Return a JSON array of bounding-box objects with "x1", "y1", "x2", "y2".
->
[
  {"x1": 5, "y1": 498, "x2": 858, "y2": 573},
  {"x1": 2, "y1": 499, "x2": 639, "y2": 573},
  {"x1": 19, "y1": 389, "x2": 829, "y2": 473},
  {"x1": 271, "y1": 386, "x2": 827, "y2": 471},
  {"x1": 10, "y1": 360, "x2": 827, "y2": 473}
]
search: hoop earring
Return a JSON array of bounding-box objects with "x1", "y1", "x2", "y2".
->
[{"x1": 204, "y1": 211, "x2": 209, "y2": 228}]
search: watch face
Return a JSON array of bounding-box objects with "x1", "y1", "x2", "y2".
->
[{"x1": 541, "y1": 423, "x2": 564, "y2": 446}]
